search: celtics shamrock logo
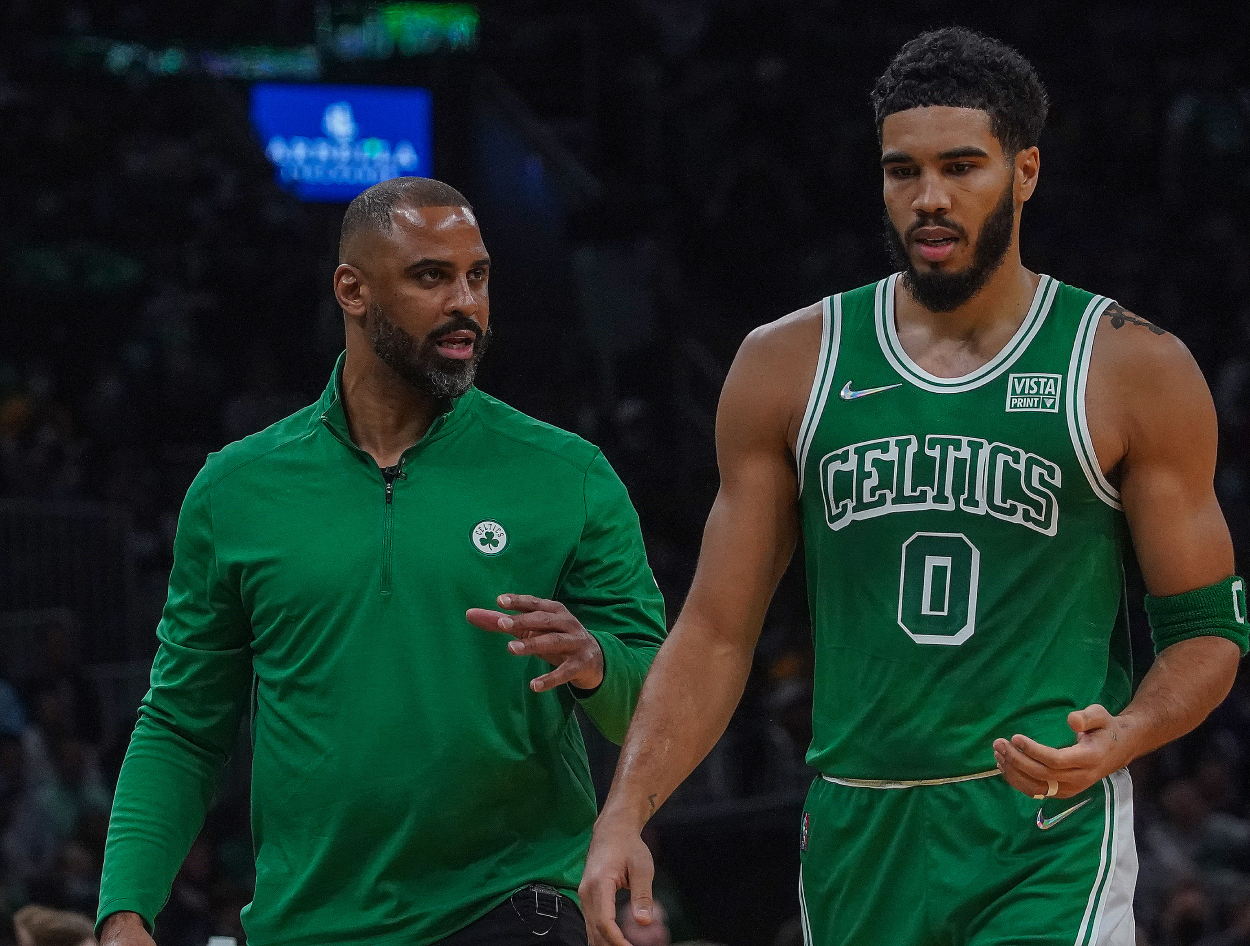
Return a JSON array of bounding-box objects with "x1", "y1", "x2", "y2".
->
[{"x1": 471, "y1": 520, "x2": 508, "y2": 555}]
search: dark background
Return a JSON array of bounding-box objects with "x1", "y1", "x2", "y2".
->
[{"x1": 2, "y1": 2, "x2": 1249, "y2": 945}]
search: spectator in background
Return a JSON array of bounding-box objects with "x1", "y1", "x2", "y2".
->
[{"x1": 13, "y1": 904, "x2": 95, "y2": 946}]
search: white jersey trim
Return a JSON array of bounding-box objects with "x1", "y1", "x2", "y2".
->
[
  {"x1": 822, "y1": 768, "x2": 999, "y2": 788},
  {"x1": 1066, "y1": 296, "x2": 1122, "y2": 509},
  {"x1": 1075, "y1": 768, "x2": 1137, "y2": 946},
  {"x1": 796, "y1": 295, "x2": 842, "y2": 496},
  {"x1": 876, "y1": 273, "x2": 1059, "y2": 393}
]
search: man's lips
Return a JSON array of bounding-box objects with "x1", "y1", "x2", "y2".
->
[
  {"x1": 432, "y1": 329, "x2": 480, "y2": 360},
  {"x1": 910, "y1": 224, "x2": 962, "y2": 264}
]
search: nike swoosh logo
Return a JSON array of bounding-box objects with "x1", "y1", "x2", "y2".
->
[
  {"x1": 1036, "y1": 798, "x2": 1091, "y2": 830},
  {"x1": 840, "y1": 381, "x2": 902, "y2": 400}
]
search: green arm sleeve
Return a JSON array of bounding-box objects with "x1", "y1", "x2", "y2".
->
[
  {"x1": 97, "y1": 470, "x2": 253, "y2": 935},
  {"x1": 559, "y1": 451, "x2": 667, "y2": 744}
]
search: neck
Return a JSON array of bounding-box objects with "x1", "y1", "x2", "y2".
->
[
  {"x1": 892, "y1": 247, "x2": 1042, "y2": 379},
  {"x1": 340, "y1": 345, "x2": 446, "y2": 469},
  {"x1": 897, "y1": 245, "x2": 1039, "y2": 339}
]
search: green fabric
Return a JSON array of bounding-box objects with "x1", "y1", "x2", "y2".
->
[
  {"x1": 98, "y1": 356, "x2": 666, "y2": 945},
  {"x1": 799, "y1": 771, "x2": 1136, "y2": 945},
  {"x1": 1145, "y1": 576, "x2": 1249, "y2": 655},
  {"x1": 798, "y1": 277, "x2": 1133, "y2": 779}
]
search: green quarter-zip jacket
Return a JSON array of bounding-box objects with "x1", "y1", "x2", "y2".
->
[{"x1": 98, "y1": 357, "x2": 666, "y2": 946}]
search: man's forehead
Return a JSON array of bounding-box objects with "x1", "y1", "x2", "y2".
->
[
  {"x1": 881, "y1": 105, "x2": 998, "y2": 152},
  {"x1": 390, "y1": 202, "x2": 480, "y2": 234},
  {"x1": 363, "y1": 202, "x2": 487, "y2": 259}
]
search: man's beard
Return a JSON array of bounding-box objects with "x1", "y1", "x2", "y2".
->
[
  {"x1": 883, "y1": 179, "x2": 1016, "y2": 313},
  {"x1": 368, "y1": 304, "x2": 491, "y2": 400}
]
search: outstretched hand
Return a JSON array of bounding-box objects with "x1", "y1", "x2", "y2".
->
[
  {"x1": 993, "y1": 704, "x2": 1135, "y2": 799},
  {"x1": 467, "y1": 594, "x2": 604, "y2": 692}
]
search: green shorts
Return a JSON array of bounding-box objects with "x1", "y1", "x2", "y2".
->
[{"x1": 798, "y1": 770, "x2": 1136, "y2": 946}]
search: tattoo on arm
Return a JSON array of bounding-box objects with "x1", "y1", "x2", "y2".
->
[
  {"x1": 1103, "y1": 302, "x2": 1166, "y2": 336},
  {"x1": 648, "y1": 794, "x2": 657, "y2": 814}
]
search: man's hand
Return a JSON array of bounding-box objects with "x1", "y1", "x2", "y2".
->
[
  {"x1": 993, "y1": 704, "x2": 1134, "y2": 799},
  {"x1": 99, "y1": 911, "x2": 156, "y2": 946},
  {"x1": 579, "y1": 817, "x2": 656, "y2": 946},
  {"x1": 467, "y1": 594, "x2": 604, "y2": 692}
]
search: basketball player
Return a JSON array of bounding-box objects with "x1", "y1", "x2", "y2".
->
[{"x1": 580, "y1": 28, "x2": 1246, "y2": 946}]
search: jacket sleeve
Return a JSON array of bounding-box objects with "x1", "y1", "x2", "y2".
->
[
  {"x1": 558, "y1": 450, "x2": 666, "y2": 744},
  {"x1": 97, "y1": 467, "x2": 253, "y2": 935}
]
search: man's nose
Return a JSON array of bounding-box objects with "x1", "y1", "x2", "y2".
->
[
  {"x1": 447, "y1": 274, "x2": 478, "y2": 313},
  {"x1": 912, "y1": 170, "x2": 952, "y2": 215}
]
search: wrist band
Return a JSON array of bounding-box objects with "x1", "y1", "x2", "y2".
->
[{"x1": 1145, "y1": 576, "x2": 1248, "y2": 656}]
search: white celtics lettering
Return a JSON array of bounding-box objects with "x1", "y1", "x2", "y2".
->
[{"x1": 819, "y1": 435, "x2": 1061, "y2": 536}]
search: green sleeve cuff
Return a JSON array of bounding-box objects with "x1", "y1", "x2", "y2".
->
[
  {"x1": 95, "y1": 901, "x2": 156, "y2": 939},
  {"x1": 570, "y1": 629, "x2": 659, "y2": 744}
]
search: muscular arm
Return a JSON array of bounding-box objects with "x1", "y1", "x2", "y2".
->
[
  {"x1": 580, "y1": 310, "x2": 816, "y2": 944},
  {"x1": 604, "y1": 323, "x2": 801, "y2": 823},
  {"x1": 995, "y1": 307, "x2": 1242, "y2": 798}
]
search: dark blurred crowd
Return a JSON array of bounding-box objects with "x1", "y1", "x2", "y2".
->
[{"x1": 2, "y1": 2, "x2": 1250, "y2": 945}]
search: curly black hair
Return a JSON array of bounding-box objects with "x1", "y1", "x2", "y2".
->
[{"x1": 871, "y1": 27, "x2": 1049, "y2": 157}]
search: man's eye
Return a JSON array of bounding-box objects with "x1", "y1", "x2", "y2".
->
[
  {"x1": 418, "y1": 270, "x2": 441, "y2": 283},
  {"x1": 949, "y1": 163, "x2": 973, "y2": 174},
  {"x1": 888, "y1": 166, "x2": 916, "y2": 178}
]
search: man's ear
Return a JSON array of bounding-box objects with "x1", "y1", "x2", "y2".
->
[
  {"x1": 1016, "y1": 146, "x2": 1040, "y2": 203},
  {"x1": 334, "y1": 264, "x2": 368, "y2": 320}
]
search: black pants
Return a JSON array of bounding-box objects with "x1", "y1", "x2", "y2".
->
[{"x1": 437, "y1": 884, "x2": 588, "y2": 946}]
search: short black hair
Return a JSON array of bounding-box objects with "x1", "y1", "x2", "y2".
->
[
  {"x1": 339, "y1": 177, "x2": 473, "y2": 261},
  {"x1": 871, "y1": 27, "x2": 1049, "y2": 157}
]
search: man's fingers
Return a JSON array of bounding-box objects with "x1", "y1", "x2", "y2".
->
[
  {"x1": 508, "y1": 632, "x2": 574, "y2": 659},
  {"x1": 580, "y1": 873, "x2": 632, "y2": 946},
  {"x1": 465, "y1": 608, "x2": 512, "y2": 633},
  {"x1": 626, "y1": 852, "x2": 657, "y2": 926},
  {"x1": 496, "y1": 593, "x2": 566, "y2": 614},
  {"x1": 995, "y1": 738, "x2": 1056, "y2": 783},
  {"x1": 529, "y1": 661, "x2": 581, "y2": 692},
  {"x1": 1008, "y1": 733, "x2": 1080, "y2": 770},
  {"x1": 588, "y1": 913, "x2": 632, "y2": 946},
  {"x1": 1069, "y1": 704, "x2": 1112, "y2": 735},
  {"x1": 466, "y1": 608, "x2": 569, "y2": 639}
]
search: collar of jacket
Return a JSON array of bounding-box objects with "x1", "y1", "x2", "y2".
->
[{"x1": 315, "y1": 351, "x2": 478, "y2": 462}]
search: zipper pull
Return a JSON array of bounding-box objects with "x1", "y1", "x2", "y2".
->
[{"x1": 381, "y1": 464, "x2": 405, "y2": 503}]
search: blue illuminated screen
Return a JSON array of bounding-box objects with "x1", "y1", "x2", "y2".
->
[{"x1": 250, "y1": 83, "x2": 433, "y2": 202}]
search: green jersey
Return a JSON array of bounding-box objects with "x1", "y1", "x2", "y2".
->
[
  {"x1": 98, "y1": 356, "x2": 666, "y2": 945},
  {"x1": 796, "y1": 275, "x2": 1131, "y2": 780}
]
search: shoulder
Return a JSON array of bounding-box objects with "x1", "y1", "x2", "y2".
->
[
  {"x1": 469, "y1": 390, "x2": 601, "y2": 474},
  {"x1": 727, "y1": 300, "x2": 826, "y2": 452},
  {"x1": 1086, "y1": 299, "x2": 1215, "y2": 463},
  {"x1": 1089, "y1": 300, "x2": 1206, "y2": 399},
  {"x1": 197, "y1": 401, "x2": 323, "y2": 492},
  {"x1": 738, "y1": 300, "x2": 824, "y2": 362}
]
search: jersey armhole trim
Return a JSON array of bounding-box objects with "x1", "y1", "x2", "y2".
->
[
  {"x1": 796, "y1": 295, "x2": 841, "y2": 496},
  {"x1": 1066, "y1": 295, "x2": 1123, "y2": 510}
]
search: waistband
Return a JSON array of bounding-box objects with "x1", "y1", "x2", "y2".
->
[{"x1": 821, "y1": 768, "x2": 1001, "y2": 789}]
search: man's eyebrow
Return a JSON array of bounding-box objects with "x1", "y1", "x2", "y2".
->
[
  {"x1": 404, "y1": 257, "x2": 492, "y2": 270},
  {"x1": 937, "y1": 146, "x2": 990, "y2": 161},
  {"x1": 881, "y1": 146, "x2": 992, "y2": 166}
]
